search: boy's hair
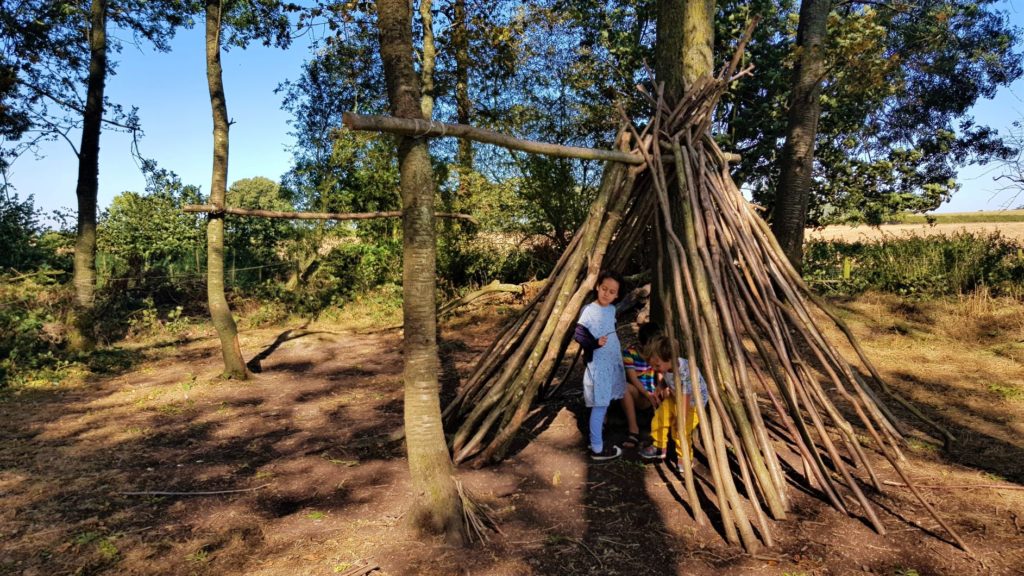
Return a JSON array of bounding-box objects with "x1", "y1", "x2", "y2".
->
[
  {"x1": 644, "y1": 334, "x2": 674, "y2": 363},
  {"x1": 637, "y1": 322, "x2": 660, "y2": 346}
]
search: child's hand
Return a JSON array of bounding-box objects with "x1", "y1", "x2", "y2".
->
[
  {"x1": 645, "y1": 390, "x2": 660, "y2": 408},
  {"x1": 597, "y1": 335, "x2": 608, "y2": 347}
]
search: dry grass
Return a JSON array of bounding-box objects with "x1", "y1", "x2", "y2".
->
[
  {"x1": 817, "y1": 290, "x2": 1024, "y2": 484},
  {"x1": 808, "y1": 221, "x2": 1024, "y2": 243}
]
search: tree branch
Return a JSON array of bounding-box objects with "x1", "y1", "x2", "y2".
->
[
  {"x1": 23, "y1": 81, "x2": 141, "y2": 132},
  {"x1": 119, "y1": 484, "x2": 271, "y2": 497},
  {"x1": 438, "y1": 280, "x2": 524, "y2": 317},
  {"x1": 340, "y1": 112, "x2": 644, "y2": 165},
  {"x1": 183, "y1": 204, "x2": 478, "y2": 224}
]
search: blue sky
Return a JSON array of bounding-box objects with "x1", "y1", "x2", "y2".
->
[
  {"x1": 8, "y1": 24, "x2": 317, "y2": 221},
  {"x1": 8, "y1": 2, "x2": 1024, "y2": 222}
]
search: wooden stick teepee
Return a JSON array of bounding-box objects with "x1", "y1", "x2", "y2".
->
[
  {"x1": 441, "y1": 48, "x2": 969, "y2": 554},
  {"x1": 341, "y1": 26, "x2": 968, "y2": 553}
]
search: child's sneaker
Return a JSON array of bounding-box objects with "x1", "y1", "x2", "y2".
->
[
  {"x1": 590, "y1": 445, "x2": 622, "y2": 462},
  {"x1": 639, "y1": 444, "x2": 666, "y2": 461}
]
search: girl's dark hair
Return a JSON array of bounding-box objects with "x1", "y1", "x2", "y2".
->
[
  {"x1": 596, "y1": 269, "x2": 624, "y2": 287},
  {"x1": 594, "y1": 270, "x2": 625, "y2": 302},
  {"x1": 637, "y1": 322, "x2": 660, "y2": 346}
]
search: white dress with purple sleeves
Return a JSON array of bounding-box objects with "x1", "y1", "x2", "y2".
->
[{"x1": 578, "y1": 301, "x2": 626, "y2": 408}]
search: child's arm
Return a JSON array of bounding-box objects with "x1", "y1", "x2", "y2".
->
[
  {"x1": 624, "y1": 367, "x2": 643, "y2": 391},
  {"x1": 625, "y1": 368, "x2": 657, "y2": 405},
  {"x1": 573, "y1": 324, "x2": 601, "y2": 350}
]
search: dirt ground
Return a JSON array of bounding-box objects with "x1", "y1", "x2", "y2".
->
[{"x1": 1, "y1": 293, "x2": 1023, "y2": 576}]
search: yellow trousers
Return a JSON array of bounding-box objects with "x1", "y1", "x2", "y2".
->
[{"x1": 650, "y1": 394, "x2": 699, "y2": 459}]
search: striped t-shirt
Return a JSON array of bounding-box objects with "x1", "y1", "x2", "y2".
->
[{"x1": 622, "y1": 345, "x2": 657, "y2": 393}]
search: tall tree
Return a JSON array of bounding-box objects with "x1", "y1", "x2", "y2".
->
[
  {"x1": 720, "y1": 0, "x2": 1021, "y2": 226},
  {"x1": 202, "y1": 0, "x2": 290, "y2": 378},
  {"x1": 204, "y1": 0, "x2": 247, "y2": 378},
  {"x1": 376, "y1": 0, "x2": 466, "y2": 544},
  {"x1": 4, "y1": 0, "x2": 188, "y2": 349},
  {"x1": 770, "y1": 0, "x2": 830, "y2": 268},
  {"x1": 651, "y1": 0, "x2": 714, "y2": 325},
  {"x1": 68, "y1": 0, "x2": 108, "y2": 351}
]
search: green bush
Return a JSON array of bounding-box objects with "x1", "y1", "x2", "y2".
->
[
  {"x1": 0, "y1": 275, "x2": 150, "y2": 388},
  {"x1": 0, "y1": 275, "x2": 70, "y2": 387},
  {"x1": 803, "y1": 232, "x2": 1024, "y2": 297},
  {"x1": 437, "y1": 238, "x2": 553, "y2": 291},
  {"x1": 258, "y1": 238, "x2": 404, "y2": 316}
]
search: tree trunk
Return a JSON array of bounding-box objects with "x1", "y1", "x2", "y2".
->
[
  {"x1": 205, "y1": 0, "x2": 248, "y2": 379},
  {"x1": 771, "y1": 0, "x2": 831, "y2": 269},
  {"x1": 453, "y1": 0, "x2": 473, "y2": 206},
  {"x1": 68, "y1": 0, "x2": 107, "y2": 352},
  {"x1": 683, "y1": 0, "x2": 715, "y2": 87},
  {"x1": 655, "y1": 0, "x2": 686, "y2": 105},
  {"x1": 419, "y1": 0, "x2": 435, "y2": 119},
  {"x1": 651, "y1": 0, "x2": 715, "y2": 331},
  {"x1": 377, "y1": 0, "x2": 466, "y2": 546}
]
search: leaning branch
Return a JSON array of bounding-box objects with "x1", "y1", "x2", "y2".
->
[
  {"x1": 183, "y1": 205, "x2": 478, "y2": 224},
  {"x1": 438, "y1": 280, "x2": 524, "y2": 317},
  {"x1": 341, "y1": 112, "x2": 644, "y2": 165}
]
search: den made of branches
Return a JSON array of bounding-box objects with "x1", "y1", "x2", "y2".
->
[{"x1": 435, "y1": 61, "x2": 970, "y2": 553}]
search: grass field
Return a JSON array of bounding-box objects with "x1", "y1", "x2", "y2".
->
[
  {"x1": 898, "y1": 209, "x2": 1024, "y2": 224},
  {"x1": 808, "y1": 217, "x2": 1024, "y2": 243}
]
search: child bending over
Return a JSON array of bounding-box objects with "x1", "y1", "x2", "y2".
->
[{"x1": 639, "y1": 334, "x2": 709, "y2": 462}]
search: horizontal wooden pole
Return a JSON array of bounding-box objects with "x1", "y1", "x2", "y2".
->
[
  {"x1": 341, "y1": 112, "x2": 644, "y2": 165},
  {"x1": 183, "y1": 205, "x2": 478, "y2": 225}
]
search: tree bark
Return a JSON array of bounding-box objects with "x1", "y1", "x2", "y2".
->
[
  {"x1": 68, "y1": 0, "x2": 107, "y2": 352},
  {"x1": 377, "y1": 0, "x2": 466, "y2": 545},
  {"x1": 453, "y1": 0, "x2": 473, "y2": 206},
  {"x1": 655, "y1": 0, "x2": 686, "y2": 104},
  {"x1": 771, "y1": 0, "x2": 831, "y2": 269},
  {"x1": 419, "y1": 0, "x2": 435, "y2": 119},
  {"x1": 683, "y1": 0, "x2": 715, "y2": 87},
  {"x1": 205, "y1": 0, "x2": 248, "y2": 379}
]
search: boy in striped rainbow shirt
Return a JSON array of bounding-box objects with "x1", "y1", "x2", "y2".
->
[{"x1": 620, "y1": 322, "x2": 661, "y2": 448}]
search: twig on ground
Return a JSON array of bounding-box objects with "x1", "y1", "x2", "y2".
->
[
  {"x1": 568, "y1": 537, "x2": 604, "y2": 569},
  {"x1": 119, "y1": 484, "x2": 271, "y2": 497},
  {"x1": 883, "y1": 480, "x2": 1024, "y2": 492},
  {"x1": 334, "y1": 561, "x2": 380, "y2": 576}
]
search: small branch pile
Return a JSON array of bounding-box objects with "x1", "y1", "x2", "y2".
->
[{"x1": 445, "y1": 52, "x2": 970, "y2": 554}]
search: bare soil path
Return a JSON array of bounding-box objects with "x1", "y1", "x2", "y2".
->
[{"x1": 1, "y1": 296, "x2": 1022, "y2": 575}]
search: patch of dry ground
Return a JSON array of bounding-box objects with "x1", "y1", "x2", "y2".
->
[{"x1": 0, "y1": 294, "x2": 1022, "y2": 575}]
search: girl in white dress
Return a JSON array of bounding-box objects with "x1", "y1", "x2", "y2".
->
[{"x1": 574, "y1": 271, "x2": 627, "y2": 461}]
